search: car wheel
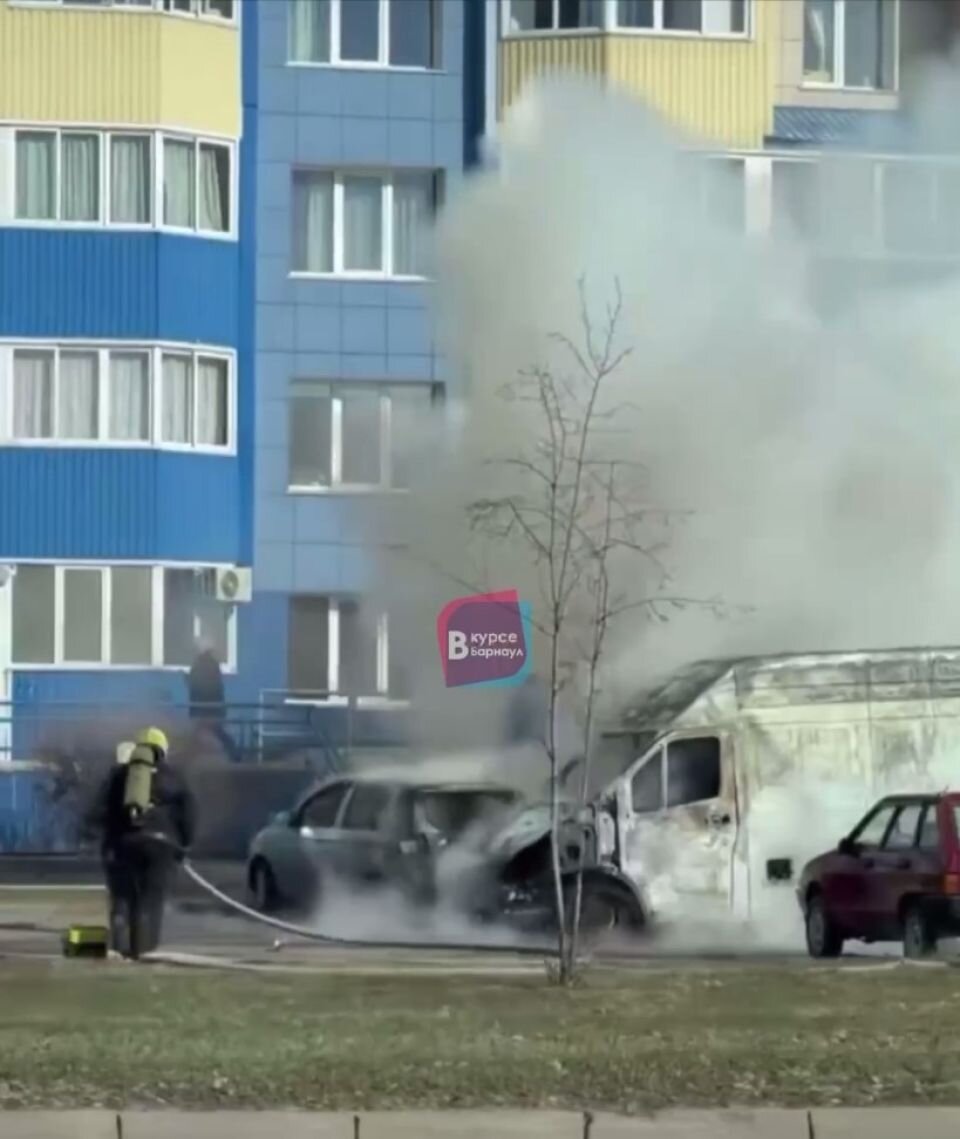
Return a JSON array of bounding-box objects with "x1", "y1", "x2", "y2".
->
[
  {"x1": 902, "y1": 901, "x2": 937, "y2": 959},
  {"x1": 805, "y1": 894, "x2": 843, "y2": 958},
  {"x1": 249, "y1": 859, "x2": 278, "y2": 914},
  {"x1": 564, "y1": 879, "x2": 644, "y2": 943}
]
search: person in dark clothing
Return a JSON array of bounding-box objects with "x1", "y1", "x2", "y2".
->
[
  {"x1": 188, "y1": 641, "x2": 225, "y2": 721},
  {"x1": 187, "y1": 641, "x2": 240, "y2": 763},
  {"x1": 86, "y1": 727, "x2": 196, "y2": 959}
]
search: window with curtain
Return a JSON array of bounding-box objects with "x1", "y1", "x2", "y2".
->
[
  {"x1": 13, "y1": 350, "x2": 54, "y2": 439},
  {"x1": 293, "y1": 171, "x2": 334, "y2": 273},
  {"x1": 61, "y1": 134, "x2": 99, "y2": 222},
  {"x1": 343, "y1": 176, "x2": 383, "y2": 271},
  {"x1": 108, "y1": 351, "x2": 151, "y2": 441},
  {"x1": 289, "y1": 391, "x2": 333, "y2": 486},
  {"x1": 111, "y1": 566, "x2": 153, "y2": 665},
  {"x1": 199, "y1": 143, "x2": 230, "y2": 232},
  {"x1": 289, "y1": 0, "x2": 331, "y2": 62},
  {"x1": 803, "y1": 0, "x2": 895, "y2": 88},
  {"x1": 292, "y1": 169, "x2": 440, "y2": 276},
  {"x1": 163, "y1": 138, "x2": 195, "y2": 228},
  {"x1": 14, "y1": 126, "x2": 233, "y2": 232},
  {"x1": 12, "y1": 566, "x2": 56, "y2": 665},
  {"x1": 163, "y1": 568, "x2": 196, "y2": 666},
  {"x1": 15, "y1": 132, "x2": 56, "y2": 221},
  {"x1": 63, "y1": 568, "x2": 104, "y2": 663},
  {"x1": 57, "y1": 351, "x2": 99, "y2": 440},
  {"x1": 196, "y1": 356, "x2": 228, "y2": 446},
  {"x1": 110, "y1": 134, "x2": 151, "y2": 224},
  {"x1": 161, "y1": 354, "x2": 193, "y2": 444},
  {"x1": 287, "y1": 0, "x2": 439, "y2": 66},
  {"x1": 393, "y1": 172, "x2": 434, "y2": 277},
  {"x1": 340, "y1": 389, "x2": 382, "y2": 484},
  {"x1": 287, "y1": 382, "x2": 435, "y2": 490},
  {"x1": 10, "y1": 563, "x2": 231, "y2": 669}
]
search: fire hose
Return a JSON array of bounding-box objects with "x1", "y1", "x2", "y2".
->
[{"x1": 180, "y1": 855, "x2": 561, "y2": 958}]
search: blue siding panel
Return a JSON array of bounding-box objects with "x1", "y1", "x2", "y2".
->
[
  {"x1": 250, "y1": 0, "x2": 475, "y2": 694},
  {"x1": 234, "y1": 590, "x2": 288, "y2": 701},
  {"x1": 0, "y1": 231, "x2": 238, "y2": 344},
  {"x1": 0, "y1": 450, "x2": 240, "y2": 561},
  {"x1": 239, "y1": 99, "x2": 259, "y2": 566}
]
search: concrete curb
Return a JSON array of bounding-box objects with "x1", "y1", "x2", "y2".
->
[{"x1": 5, "y1": 1109, "x2": 960, "y2": 1138}]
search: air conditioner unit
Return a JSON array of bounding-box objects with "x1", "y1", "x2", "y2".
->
[{"x1": 215, "y1": 566, "x2": 252, "y2": 604}]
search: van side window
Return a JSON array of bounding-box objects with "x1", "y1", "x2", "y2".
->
[
  {"x1": 666, "y1": 737, "x2": 721, "y2": 807},
  {"x1": 631, "y1": 753, "x2": 663, "y2": 813}
]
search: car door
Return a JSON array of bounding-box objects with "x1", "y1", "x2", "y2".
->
[
  {"x1": 821, "y1": 801, "x2": 898, "y2": 936},
  {"x1": 870, "y1": 801, "x2": 926, "y2": 938},
  {"x1": 617, "y1": 733, "x2": 736, "y2": 920},
  {"x1": 295, "y1": 780, "x2": 354, "y2": 886},
  {"x1": 333, "y1": 782, "x2": 395, "y2": 885}
]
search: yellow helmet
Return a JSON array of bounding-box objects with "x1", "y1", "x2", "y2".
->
[{"x1": 136, "y1": 726, "x2": 169, "y2": 757}]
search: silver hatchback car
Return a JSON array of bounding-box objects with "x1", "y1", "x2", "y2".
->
[{"x1": 246, "y1": 773, "x2": 520, "y2": 916}]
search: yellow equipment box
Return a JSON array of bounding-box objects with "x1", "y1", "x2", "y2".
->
[{"x1": 62, "y1": 924, "x2": 109, "y2": 959}]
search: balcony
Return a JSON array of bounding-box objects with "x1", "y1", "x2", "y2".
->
[
  {"x1": 0, "y1": 1, "x2": 240, "y2": 138},
  {"x1": 498, "y1": 0, "x2": 779, "y2": 148}
]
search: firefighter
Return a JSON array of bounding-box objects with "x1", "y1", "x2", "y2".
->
[{"x1": 87, "y1": 727, "x2": 196, "y2": 960}]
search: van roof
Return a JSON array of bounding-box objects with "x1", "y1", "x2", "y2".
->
[{"x1": 618, "y1": 647, "x2": 960, "y2": 733}]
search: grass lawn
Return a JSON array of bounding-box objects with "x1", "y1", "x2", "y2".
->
[{"x1": 0, "y1": 960, "x2": 958, "y2": 1110}]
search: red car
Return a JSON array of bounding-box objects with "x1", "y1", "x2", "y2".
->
[{"x1": 797, "y1": 792, "x2": 960, "y2": 959}]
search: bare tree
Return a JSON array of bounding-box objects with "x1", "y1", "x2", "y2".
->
[{"x1": 466, "y1": 278, "x2": 719, "y2": 982}]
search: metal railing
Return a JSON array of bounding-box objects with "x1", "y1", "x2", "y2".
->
[{"x1": 0, "y1": 693, "x2": 410, "y2": 852}]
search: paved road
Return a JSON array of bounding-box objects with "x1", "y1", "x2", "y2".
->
[{"x1": 0, "y1": 854, "x2": 944, "y2": 973}]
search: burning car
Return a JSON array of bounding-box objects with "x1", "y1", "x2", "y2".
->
[{"x1": 246, "y1": 771, "x2": 519, "y2": 916}]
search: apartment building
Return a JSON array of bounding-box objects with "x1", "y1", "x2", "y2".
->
[
  {"x1": 497, "y1": 0, "x2": 960, "y2": 301},
  {"x1": 236, "y1": 0, "x2": 492, "y2": 741},
  {"x1": 0, "y1": 0, "x2": 249, "y2": 787}
]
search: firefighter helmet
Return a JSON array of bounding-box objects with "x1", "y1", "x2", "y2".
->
[{"x1": 136, "y1": 726, "x2": 169, "y2": 758}]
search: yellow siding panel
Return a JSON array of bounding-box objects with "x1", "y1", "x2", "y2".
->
[
  {"x1": 158, "y1": 17, "x2": 240, "y2": 136},
  {"x1": 499, "y1": 34, "x2": 609, "y2": 111},
  {"x1": 499, "y1": 3, "x2": 779, "y2": 149},
  {"x1": 0, "y1": 5, "x2": 239, "y2": 137}
]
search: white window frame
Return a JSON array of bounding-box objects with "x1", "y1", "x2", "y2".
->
[
  {"x1": 499, "y1": 0, "x2": 753, "y2": 40},
  {"x1": 5, "y1": 124, "x2": 237, "y2": 240},
  {"x1": 9, "y1": 562, "x2": 239, "y2": 672},
  {"x1": 287, "y1": 383, "x2": 439, "y2": 494},
  {"x1": 696, "y1": 149, "x2": 960, "y2": 263},
  {"x1": 801, "y1": 0, "x2": 899, "y2": 93},
  {"x1": 290, "y1": 169, "x2": 440, "y2": 281},
  {"x1": 285, "y1": 596, "x2": 405, "y2": 708},
  {"x1": 8, "y1": 0, "x2": 239, "y2": 24},
  {"x1": 0, "y1": 340, "x2": 236, "y2": 454},
  {"x1": 286, "y1": 0, "x2": 439, "y2": 71}
]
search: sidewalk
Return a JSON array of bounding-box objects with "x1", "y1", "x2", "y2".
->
[{"x1": 6, "y1": 1109, "x2": 960, "y2": 1138}]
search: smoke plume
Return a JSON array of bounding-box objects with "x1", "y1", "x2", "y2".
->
[{"x1": 377, "y1": 55, "x2": 960, "y2": 745}]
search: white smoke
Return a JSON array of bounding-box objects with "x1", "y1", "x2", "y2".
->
[{"x1": 362, "y1": 55, "x2": 960, "y2": 951}]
